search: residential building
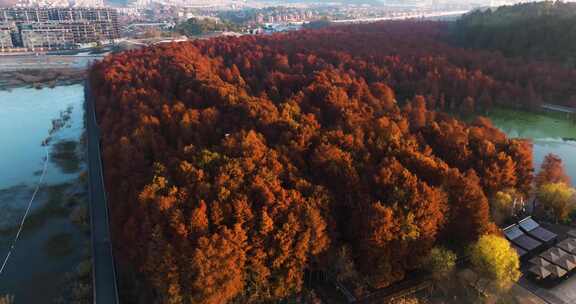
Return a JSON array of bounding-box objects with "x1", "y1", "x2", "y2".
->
[
  {"x1": 0, "y1": 22, "x2": 16, "y2": 49},
  {"x1": 20, "y1": 22, "x2": 73, "y2": 49},
  {"x1": 0, "y1": 8, "x2": 49, "y2": 23},
  {"x1": 0, "y1": 7, "x2": 119, "y2": 50}
]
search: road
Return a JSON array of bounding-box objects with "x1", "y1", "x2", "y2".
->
[
  {"x1": 0, "y1": 55, "x2": 103, "y2": 71},
  {"x1": 85, "y1": 83, "x2": 120, "y2": 304}
]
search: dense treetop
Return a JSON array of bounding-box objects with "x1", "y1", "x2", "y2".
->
[
  {"x1": 536, "y1": 153, "x2": 572, "y2": 187},
  {"x1": 90, "y1": 21, "x2": 541, "y2": 303},
  {"x1": 453, "y1": 1, "x2": 576, "y2": 68}
]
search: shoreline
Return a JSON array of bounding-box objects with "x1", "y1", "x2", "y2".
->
[
  {"x1": 0, "y1": 68, "x2": 88, "y2": 91},
  {"x1": 0, "y1": 53, "x2": 104, "y2": 90},
  {"x1": 0, "y1": 84, "x2": 91, "y2": 302}
]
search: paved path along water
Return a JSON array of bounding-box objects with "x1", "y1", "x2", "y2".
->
[{"x1": 86, "y1": 84, "x2": 119, "y2": 304}]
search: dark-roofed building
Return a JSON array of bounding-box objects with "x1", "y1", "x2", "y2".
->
[
  {"x1": 558, "y1": 238, "x2": 576, "y2": 254},
  {"x1": 528, "y1": 264, "x2": 551, "y2": 280},
  {"x1": 519, "y1": 217, "x2": 557, "y2": 244},
  {"x1": 546, "y1": 264, "x2": 567, "y2": 279},
  {"x1": 504, "y1": 224, "x2": 542, "y2": 253},
  {"x1": 511, "y1": 244, "x2": 528, "y2": 258},
  {"x1": 508, "y1": 218, "x2": 576, "y2": 283},
  {"x1": 20, "y1": 22, "x2": 73, "y2": 49}
]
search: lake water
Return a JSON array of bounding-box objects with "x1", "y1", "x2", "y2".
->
[
  {"x1": 489, "y1": 108, "x2": 576, "y2": 184},
  {"x1": 0, "y1": 84, "x2": 87, "y2": 302}
]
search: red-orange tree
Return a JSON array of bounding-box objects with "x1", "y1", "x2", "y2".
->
[{"x1": 90, "y1": 21, "x2": 539, "y2": 303}]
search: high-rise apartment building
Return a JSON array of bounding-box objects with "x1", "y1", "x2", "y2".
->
[
  {"x1": 20, "y1": 22, "x2": 73, "y2": 49},
  {"x1": 0, "y1": 22, "x2": 16, "y2": 49},
  {"x1": 0, "y1": 7, "x2": 119, "y2": 50},
  {"x1": 0, "y1": 8, "x2": 49, "y2": 23}
]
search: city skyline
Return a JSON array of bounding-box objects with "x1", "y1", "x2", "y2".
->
[{"x1": 0, "y1": 0, "x2": 570, "y2": 8}]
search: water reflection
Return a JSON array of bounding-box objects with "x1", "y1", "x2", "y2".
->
[
  {"x1": 489, "y1": 108, "x2": 576, "y2": 184},
  {"x1": 0, "y1": 85, "x2": 88, "y2": 303}
]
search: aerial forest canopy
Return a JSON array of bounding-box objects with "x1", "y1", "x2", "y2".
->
[
  {"x1": 453, "y1": 1, "x2": 576, "y2": 68},
  {"x1": 91, "y1": 21, "x2": 557, "y2": 303}
]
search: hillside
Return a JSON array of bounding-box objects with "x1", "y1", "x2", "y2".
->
[
  {"x1": 89, "y1": 22, "x2": 545, "y2": 303},
  {"x1": 453, "y1": 1, "x2": 576, "y2": 67}
]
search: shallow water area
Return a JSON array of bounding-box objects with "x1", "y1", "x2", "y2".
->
[{"x1": 0, "y1": 84, "x2": 87, "y2": 302}]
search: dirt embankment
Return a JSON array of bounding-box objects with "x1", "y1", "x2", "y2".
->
[{"x1": 0, "y1": 69, "x2": 86, "y2": 90}]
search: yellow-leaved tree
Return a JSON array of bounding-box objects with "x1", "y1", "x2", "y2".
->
[
  {"x1": 492, "y1": 189, "x2": 514, "y2": 225},
  {"x1": 537, "y1": 182, "x2": 576, "y2": 223},
  {"x1": 470, "y1": 234, "x2": 520, "y2": 292}
]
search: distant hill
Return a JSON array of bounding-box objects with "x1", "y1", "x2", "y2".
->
[{"x1": 453, "y1": 1, "x2": 576, "y2": 67}]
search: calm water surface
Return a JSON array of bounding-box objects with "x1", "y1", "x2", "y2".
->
[
  {"x1": 489, "y1": 108, "x2": 576, "y2": 183},
  {"x1": 0, "y1": 84, "x2": 87, "y2": 302}
]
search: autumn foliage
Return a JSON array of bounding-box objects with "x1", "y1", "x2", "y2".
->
[
  {"x1": 89, "y1": 21, "x2": 536, "y2": 303},
  {"x1": 535, "y1": 153, "x2": 571, "y2": 187}
]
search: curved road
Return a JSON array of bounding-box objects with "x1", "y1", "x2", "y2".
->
[{"x1": 85, "y1": 84, "x2": 120, "y2": 304}]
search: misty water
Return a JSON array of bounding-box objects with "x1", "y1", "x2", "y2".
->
[
  {"x1": 0, "y1": 84, "x2": 88, "y2": 302},
  {"x1": 489, "y1": 108, "x2": 576, "y2": 184}
]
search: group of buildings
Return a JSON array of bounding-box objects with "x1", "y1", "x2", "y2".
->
[
  {"x1": 253, "y1": 10, "x2": 315, "y2": 25},
  {"x1": 0, "y1": 7, "x2": 119, "y2": 51}
]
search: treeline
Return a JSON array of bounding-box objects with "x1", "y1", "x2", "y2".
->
[
  {"x1": 302, "y1": 18, "x2": 332, "y2": 30},
  {"x1": 91, "y1": 22, "x2": 543, "y2": 303},
  {"x1": 175, "y1": 18, "x2": 241, "y2": 37},
  {"x1": 453, "y1": 1, "x2": 576, "y2": 68}
]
